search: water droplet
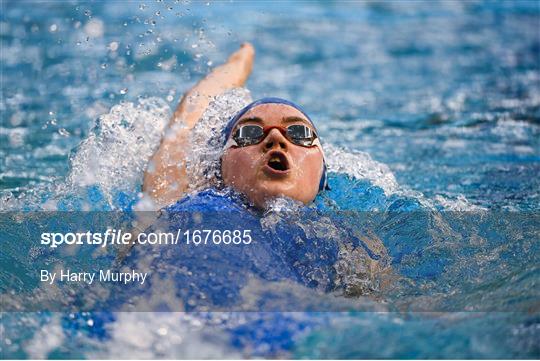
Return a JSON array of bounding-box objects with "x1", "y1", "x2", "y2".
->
[
  {"x1": 155, "y1": 11, "x2": 161, "y2": 16},
  {"x1": 101, "y1": 63, "x2": 108, "y2": 69},
  {"x1": 166, "y1": 95, "x2": 174, "y2": 102},
  {"x1": 206, "y1": 60, "x2": 213, "y2": 66},
  {"x1": 120, "y1": 88, "x2": 128, "y2": 95},
  {"x1": 84, "y1": 9, "x2": 91, "y2": 17},
  {"x1": 58, "y1": 128, "x2": 70, "y2": 136},
  {"x1": 49, "y1": 24, "x2": 58, "y2": 32},
  {"x1": 87, "y1": 319, "x2": 94, "y2": 327}
]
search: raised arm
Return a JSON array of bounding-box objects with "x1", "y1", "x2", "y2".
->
[{"x1": 143, "y1": 43, "x2": 255, "y2": 207}]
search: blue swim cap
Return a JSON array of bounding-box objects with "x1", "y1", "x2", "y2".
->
[{"x1": 223, "y1": 97, "x2": 328, "y2": 192}]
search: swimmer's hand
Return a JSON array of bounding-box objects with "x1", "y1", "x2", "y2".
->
[{"x1": 144, "y1": 43, "x2": 255, "y2": 207}]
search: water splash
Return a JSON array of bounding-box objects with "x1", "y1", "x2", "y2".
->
[{"x1": 186, "y1": 88, "x2": 253, "y2": 192}]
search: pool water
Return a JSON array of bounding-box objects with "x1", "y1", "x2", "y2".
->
[{"x1": 1, "y1": 1, "x2": 539, "y2": 359}]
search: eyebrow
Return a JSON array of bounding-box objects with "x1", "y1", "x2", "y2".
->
[
  {"x1": 282, "y1": 116, "x2": 310, "y2": 124},
  {"x1": 236, "y1": 116, "x2": 310, "y2": 126},
  {"x1": 237, "y1": 116, "x2": 263, "y2": 125}
]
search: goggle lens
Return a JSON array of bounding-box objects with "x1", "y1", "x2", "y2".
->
[
  {"x1": 232, "y1": 124, "x2": 317, "y2": 147},
  {"x1": 287, "y1": 124, "x2": 315, "y2": 146}
]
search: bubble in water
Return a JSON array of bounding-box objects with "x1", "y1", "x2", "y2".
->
[
  {"x1": 108, "y1": 41, "x2": 119, "y2": 52},
  {"x1": 10, "y1": 112, "x2": 23, "y2": 126},
  {"x1": 9, "y1": 128, "x2": 26, "y2": 147},
  {"x1": 139, "y1": 3, "x2": 146, "y2": 10},
  {"x1": 120, "y1": 88, "x2": 128, "y2": 95},
  {"x1": 101, "y1": 63, "x2": 108, "y2": 69},
  {"x1": 58, "y1": 128, "x2": 70, "y2": 137},
  {"x1": 166, "y1": 95, "x2": 174, "y2": 102},
  {"x1": 49, "y1": 24, "x2": 58, "y2": 32},
  {"x1": 84, "y1": 18, "x2": 104, "y2": 38}
]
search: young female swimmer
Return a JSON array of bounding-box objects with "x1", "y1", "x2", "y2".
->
[
  {"x1": 135, "y1": 43, "x2": 392, "y2": 295},
  {"x1": 143, "y1": 43, "x2": 327, "y2": 209}
]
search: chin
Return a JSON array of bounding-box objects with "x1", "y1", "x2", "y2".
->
[{"x1": 256, "y1": 180, "x2": 294, "y2": 197}]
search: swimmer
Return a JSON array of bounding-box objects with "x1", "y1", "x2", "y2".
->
[
  {"x1": 138, "y1": 44, "x2": 392, "y2": 291},
  {"x1": 143, "y1": 43, "x2": 327, "y2": 209}
]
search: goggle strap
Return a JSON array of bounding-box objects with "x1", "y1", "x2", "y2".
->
[{"x1": 224, "y1": 137, "x2": 238, "y2": 149}]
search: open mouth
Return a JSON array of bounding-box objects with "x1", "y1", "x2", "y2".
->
[{"x1": 266, "y1": 151, "x2": 290, "y2": 172}]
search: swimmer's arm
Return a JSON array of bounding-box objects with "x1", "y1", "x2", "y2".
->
[{"x1": 143, "y1": 43, "x2": 254, "y2": 207}]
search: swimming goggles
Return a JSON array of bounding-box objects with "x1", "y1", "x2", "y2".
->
[{"x1": 225, "y1": 124, "x2": 320, "y2": 149}]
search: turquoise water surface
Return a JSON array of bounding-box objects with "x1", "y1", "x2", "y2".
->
[{"x1": 1, "y1": 1, "x2": 539, "y2": 359}]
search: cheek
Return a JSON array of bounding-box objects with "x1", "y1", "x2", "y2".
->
[
  {"x1": 292, "y1": 149, "x2": 323, "y2": 179},
  {"x1": 222, "y1": 149, "x2": 260, "y2": 181}
]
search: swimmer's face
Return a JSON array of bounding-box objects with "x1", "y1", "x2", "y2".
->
[{"x1": 221, "y1": 103, "x2": 324, "y2": 208}]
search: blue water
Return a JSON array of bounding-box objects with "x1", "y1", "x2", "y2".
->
[{"x1": 1, "y1": 0, "x2": 539, "y2": 359}]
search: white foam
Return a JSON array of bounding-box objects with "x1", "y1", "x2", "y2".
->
[
  {"x1": 185, "y1": 88, "x2": 253, "y2": 192},
  {"x1": 434, "y1": 194, "x2": 487, "y2": 211},
  {"x1": 90, "y1": 313, "x2": 240, "y2": 359},
  {"x1": 66, "y1": 97, "x2": 170, "y2": 207},
  {"x1": 24, "y1": 315, "x2": 64, "y2": 359},
  {"x1": 324, "y1": 144, "x2": 399, "y2": 195}
]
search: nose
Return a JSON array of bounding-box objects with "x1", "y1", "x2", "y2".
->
[{"x1": 262, "y1": 128, "x2": 288, "y2": 151}]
